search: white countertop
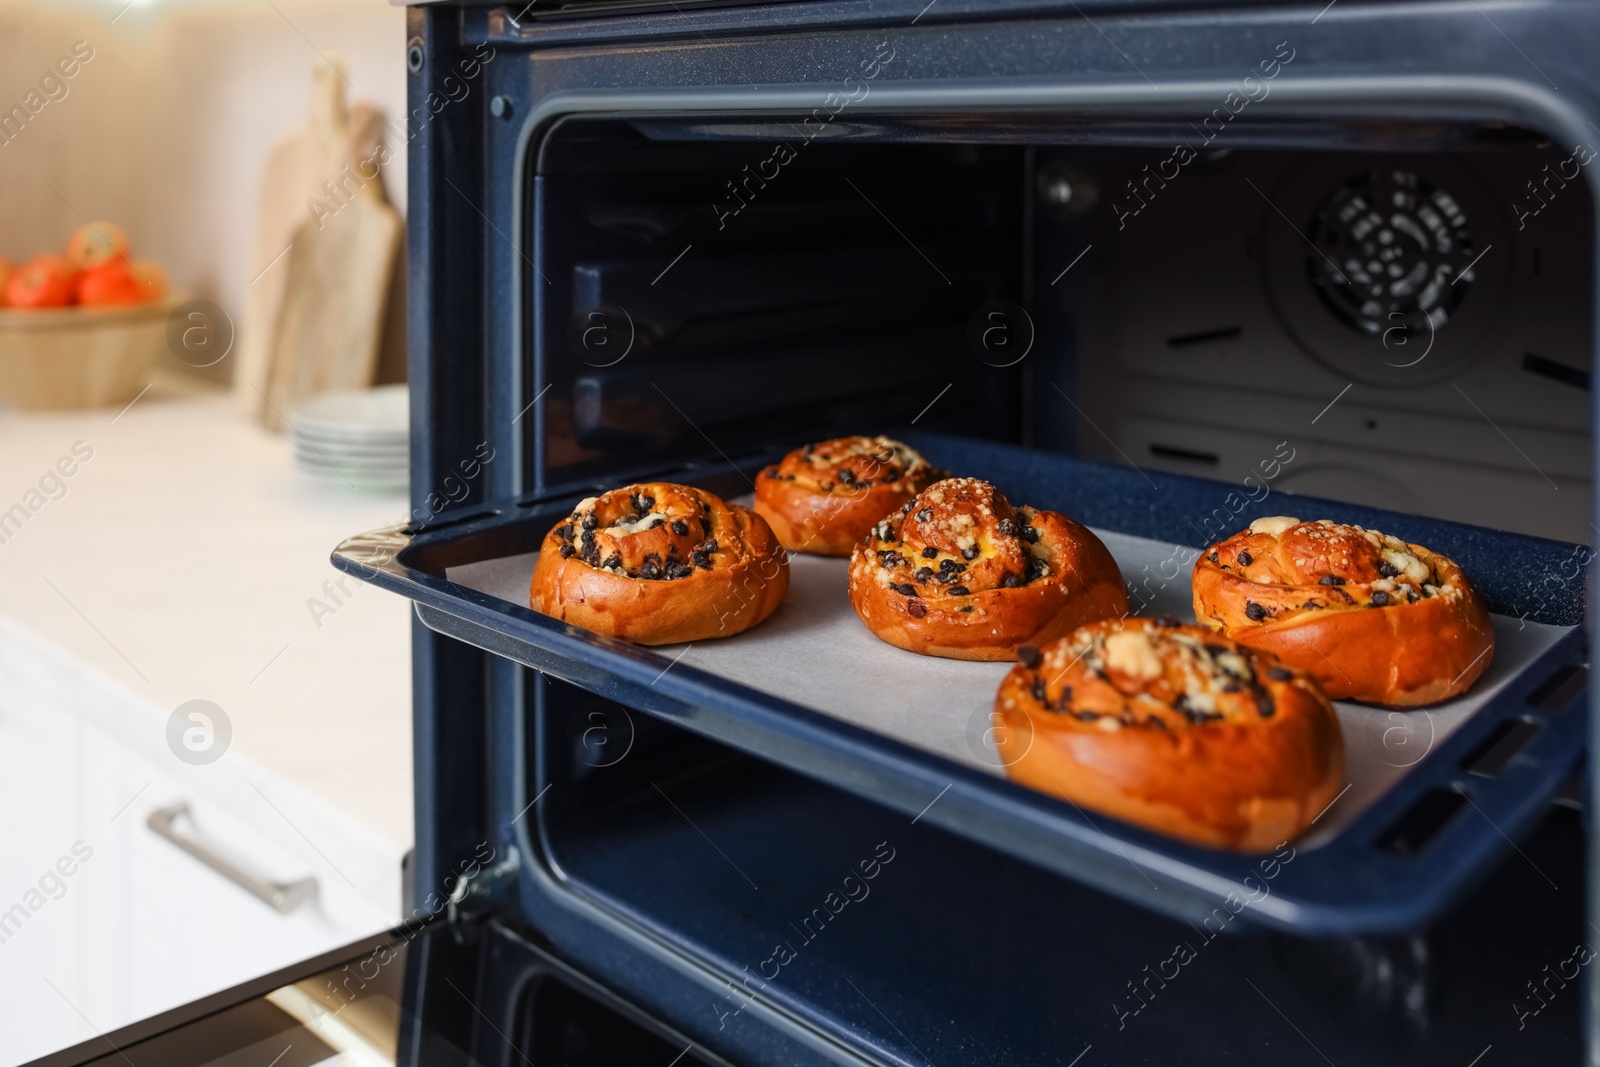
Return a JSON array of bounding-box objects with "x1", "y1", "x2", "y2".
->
[{"x1": 0, "y1": 381, "x2": 413, "y2": 849}]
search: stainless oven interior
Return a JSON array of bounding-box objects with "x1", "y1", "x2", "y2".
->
[
  {"x1": 493, "y1": 111, "x2": 1595, "y2": 1064},
  {"x1": 532, "y1": 115, "x2": 1592, "y2": 542}
]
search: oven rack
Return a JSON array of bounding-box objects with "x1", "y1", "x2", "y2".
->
[{"x1": 333, "y1": 432, "x2": 1588, "y2": 935}]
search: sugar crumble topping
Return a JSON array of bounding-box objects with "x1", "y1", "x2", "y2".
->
[
  {"x1": 851, "y1": 478, "x2": 1057, "y2": 611},
  {"x1": 1013, "y1": 619, "x2": 1301, "y2": 730},
  {"x1": 1209, "y1": 517, "x2": 1461, "y2": 619},
  {"x1": 556, "y1": 484, "x2": 721, "y2": 581}
]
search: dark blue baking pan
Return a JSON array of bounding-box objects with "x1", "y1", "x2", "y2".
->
[{"x1": 333, "y1": 431, "x2": 1588, "y2": 935}]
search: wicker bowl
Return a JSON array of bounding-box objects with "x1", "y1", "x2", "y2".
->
[{"x1": 0, "y1": 299, "x2": 176, "y2": 410}]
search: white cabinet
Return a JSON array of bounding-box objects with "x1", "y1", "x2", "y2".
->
[{"x1": 0, "y1": 647, "x2": 401, "y2": 1067}]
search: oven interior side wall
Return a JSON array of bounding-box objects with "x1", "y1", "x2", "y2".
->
[{"x1": 532, "y1": 122, "x2": 1029, "y2": 497}]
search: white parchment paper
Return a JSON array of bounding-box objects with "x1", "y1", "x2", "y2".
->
[{"x1": 447, "y1": 528, "x2": 1568, "y2": 845}]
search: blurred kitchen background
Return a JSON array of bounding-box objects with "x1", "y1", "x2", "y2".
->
[
  {"x1": 0, "y1": 2, "x2": 420, "y2": 1063},
  {"x1": 1, "y1": 0, "x2": 408, "y2": 341}
]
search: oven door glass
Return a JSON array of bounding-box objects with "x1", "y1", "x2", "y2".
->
[{"x1": 30, "y1": 922, "x2": 726, "y2": 1067}]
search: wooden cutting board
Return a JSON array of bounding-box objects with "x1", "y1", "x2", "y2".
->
[
  {"x1": 235, "y1": 57, "x2": 397, "y2": 427},
  {"x1": 263, "y1": 188, "x2": 400, "y2": 424}
]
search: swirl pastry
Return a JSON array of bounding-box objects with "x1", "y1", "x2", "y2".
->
[
  {"x1": 1192, "y1": 516, "x2": 1494, "y2": 706},
  {"x1": 847, "y1": 477, "x2": 1128, "y2": 660},
  {"x1": 993, "y1": 617, "x2": 1345, "y2": 850},
  {"x1": 754, "y1": 435, "x2": 941, "y2": 557},
  {"x1": 530, "y1": 482, "x2": 788, "y2": 645}
]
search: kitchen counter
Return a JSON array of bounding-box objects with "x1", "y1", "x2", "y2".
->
[{"x1": 0, "y1": 380, "x2": 412, "y2": 849}]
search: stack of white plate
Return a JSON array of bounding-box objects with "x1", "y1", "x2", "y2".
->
[{"x1": 288, "y1": 384, "x2": 408, "y2": 492}]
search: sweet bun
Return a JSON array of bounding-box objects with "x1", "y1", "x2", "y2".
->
[
  {"x1": 755, "y1": 435, "x2": 941, "y2": 556},
  {"x1": 993, "y1": 617, "x2": 1345, "y2": 850},
  {"x1": 1192, "y1": 516, "x2": 1494, "y2": 706},
  {"x1": 530, "y1": 482, "x2": 788, "y2": 645},
  {"x1": 847, "y1": 477, "x2": 1128, "y2": 660}
]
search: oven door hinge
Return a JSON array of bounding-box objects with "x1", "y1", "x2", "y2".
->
[{"x1": 447, "y1": 848, "x2": 522, "y2": 921}]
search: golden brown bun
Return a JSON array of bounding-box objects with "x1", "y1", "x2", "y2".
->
[
  {"x1": 994, "y1": 617, "x2": 1345, "y2": 850},
  {"x1": 847, "y1": 478, "x2": 1128, "y2": 661},
  {"x1": 754, "y1": 436, "x2": 942, "y2": 557},
  {"x1": 1191, "y1": 516, "x2": 1494, "y2": 706},
  {"x1": 530, "y1": 482, "x2": 789, "y2": 645}
]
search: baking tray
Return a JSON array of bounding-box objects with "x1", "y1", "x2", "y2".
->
[
  {"x1": 446, "y1": 526, "x2": 1570, "y2": 849},
  {"x1": 332, "y1": 433, "x2": 1590, "y2": 934}
]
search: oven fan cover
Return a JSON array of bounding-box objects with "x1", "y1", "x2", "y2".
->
[{"x1": 1262, "y1": 158, "x2": 1510, "y2": 387}]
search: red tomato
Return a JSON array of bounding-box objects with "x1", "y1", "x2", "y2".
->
[
  {"x1": 7, "y1": 255, "x2": 77, "y2": 309},
  {"x1": 0, "y1": 260, "x2": 12, "y2": 308},
  {"x1": 65, "y1": 222, "x2": 130, "y2": 270},
  {"x1": 77, "y1": 259, "x2": 165, "y2": 307}
]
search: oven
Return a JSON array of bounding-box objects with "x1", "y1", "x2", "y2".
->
[{"x1": 30, "y1": 1, "x2": 1600, "y2": 1064}]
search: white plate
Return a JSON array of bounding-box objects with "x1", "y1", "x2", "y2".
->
[
  {"x1": 295, "y1": 461, "x2": 408, "y2": 480},
  {"x1": 294, "y1": 447, "x2": 406, "y2": 470},
  {"x1": 294, "y1": 443, "x2": 409, "y2": 463},
  {"x1": 292, "y1": 432, "x2": 408, "y2": 450},
  {"x1": 288, "y1": 384, "x2": 409, "y2": 444},
  {"x1": 296, "y1": 463, "x2": 407, "y2": 491},
  {"x1": 295, "y1": 431, "x2": 408, "y2": 448}
]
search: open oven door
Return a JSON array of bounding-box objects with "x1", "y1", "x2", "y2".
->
[{"x1": 22, "y1": 913, "x2": 732, "y2": 1067}]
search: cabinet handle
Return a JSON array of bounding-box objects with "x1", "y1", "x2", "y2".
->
[{"x1": 147, "y1": 802, "x2": 318, "y2": 915}]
